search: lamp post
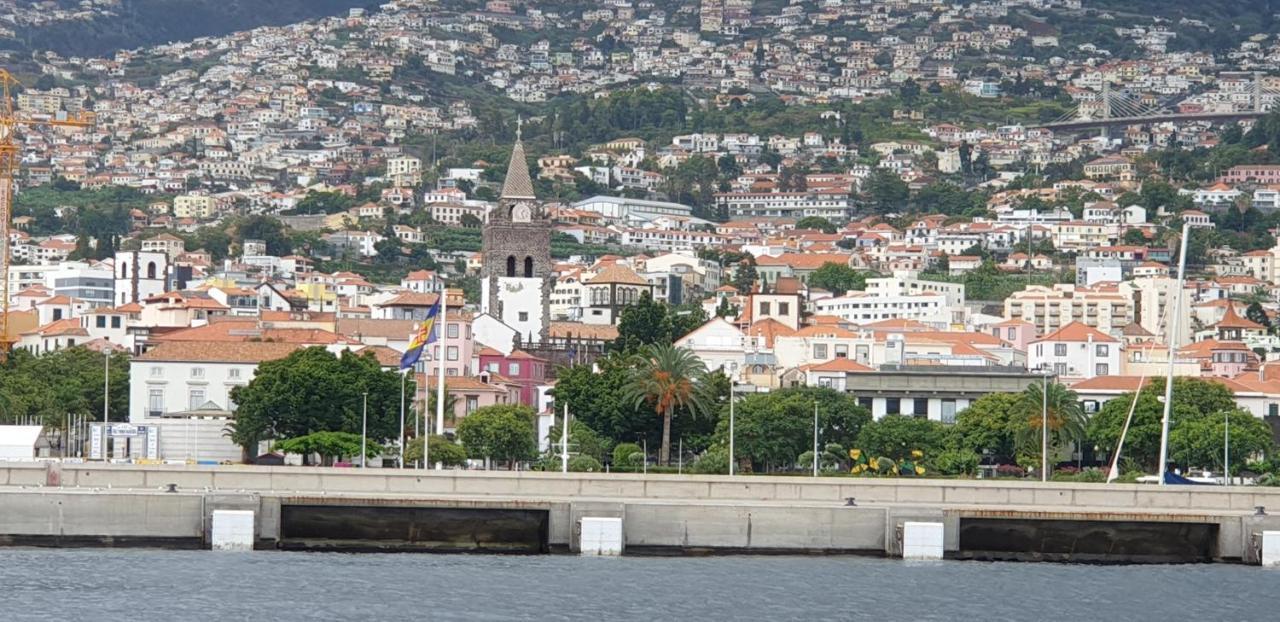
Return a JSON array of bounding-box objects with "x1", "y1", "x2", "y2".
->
[
  {"x1": 361, "y1": 391, "x2": 369, "y2": 468},
  {"x1": 1033, "y1": 365, "x2": 1050, "y2": 483},
  {"x1": 102, "y1": 345, "x2": 113, "y2": 426},
  {"x1": 1224, "y1": 410, "x2": 1230, "y2": 487},
  {"x1": 812, "y1": 401, "x2": 819, "y2": 477},
  {"x1": 728, "y1": 379, "x2": 737, "y2": 476},
  {"x1": 398, "y1": 369, "x2": 406, "y2": 468}
]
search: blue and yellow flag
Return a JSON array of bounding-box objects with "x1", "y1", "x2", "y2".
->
[{"x1": 399, "y1": 296, "x2": 442, "y2": 370}]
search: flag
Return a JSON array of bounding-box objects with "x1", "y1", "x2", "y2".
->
[{"x1": 399, "y1": 296, "x2": 442, "y2": 370}]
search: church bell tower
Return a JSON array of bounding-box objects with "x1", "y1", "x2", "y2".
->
[{"x1": 480, "y1": 121, "x2": 552, "y2": 344}]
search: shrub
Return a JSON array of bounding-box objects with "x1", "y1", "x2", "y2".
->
[
  {"x1": 995, "y1": 464, "x2": 1026, "y2": 478},
  {"x1": 568, "y1": 455, "x2": 603, "y2": 472},
  {"x1": 690, "y1": 446, "x2": 729, "y2": 475},
  {"x1": 612, "y1": 442, "x2": 644, "y2": 468},
  {"x1": 934, "y1": 449, "x2": 980, "y2": 476}
]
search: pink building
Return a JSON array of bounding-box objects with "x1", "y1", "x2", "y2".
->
[
  {"x1": 990, "y1": 318, "x2": 1035, "y2": 352},
  {"x1": 477, "y1": 348, "x2": 550, "y2": 407},
  {"x1": 420, "y1": 312, "x2": 475, "y2": 378},
  {"x1": 416, "y1": 371, "x2": 519, "y2": 433}
]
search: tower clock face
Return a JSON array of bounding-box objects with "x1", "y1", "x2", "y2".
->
[{"x1": 512, "y1": 202, "x2": 533, "y2": 222}]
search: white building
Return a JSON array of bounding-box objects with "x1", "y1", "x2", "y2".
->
[
  {"x1": 1028, "y1": 321, "x2": 1122, "y2": 382},
  {"x1": 572, "y1": 195, "x2": 693, "y2": 223},
  {"x1": 812, "y1": 290, "x2": 950, "y2": 327}
]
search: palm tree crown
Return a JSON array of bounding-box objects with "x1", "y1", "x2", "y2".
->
[
  {"x1": 621, "y1": 344, "x2": 712, "y2": 465},
  {"x1": 1018, "y1": 380, "x2": 1086, "y2": 465}
]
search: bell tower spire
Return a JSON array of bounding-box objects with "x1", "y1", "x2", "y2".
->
[{"x1": 500, "y1": 117, "x2": 536, "y2": 201}]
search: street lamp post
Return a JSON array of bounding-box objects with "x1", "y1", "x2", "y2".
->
[
  {"x1": 728, "y1": 380, "x2": 736, "y2": 476},
  {"x1": 1041, "y1": 369, "x2": 1049, "y2": 483},
  {"x1": 812, "y1": 401, "x2": 819, "y2": 478},
  {"x1": 102, "y1": 345, "x2": 112, "y2": 426},
  {"x1": 1224, "y1": 410, "x2": 1230, "y2": 487},
  {"x1": 361, "y1": 391, "x2": 369, "y2": 468}
]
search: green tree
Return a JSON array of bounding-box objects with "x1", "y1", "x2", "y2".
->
[
  {"x1": 953, "y1": 392, "x2": 1024, "y2": 463},
  {"x1": 228, "y1": 348, "x2": 408, "y2": 460},
  {"x1": 1017, "y1": 381, "x2": 1086, "y2": 469},
  {"x1": 717, "y1": 387, "x2": 870, "y2": 472},
  {"x1": 0, "y1": 347, "x2": 128, "y2": 441},
  {"x1": 1170, "y1": 408, "x2": 1273, "y2": 474},
  {"x1": 808, "y1": 262, "x2": 870, "y2": 295},
  {"x1": 456, "y1": 404, "x2": 538, "y2": 469},
  {"x1": 861, "y1": 168, "x2": 910, "y2": 214},
  {"x1": 613, "y1": 291, "x2": 673, "y2": 350},
  {"x1": 1247, "y1": 301, "x2": 1273, "y2": 331},
  {"x1": 795, "y1": 216, "x2": 837, "y2": 233},
  {"x1": 273, "y1": 431, "x2": 384, "y2": 466},
  {"x1": 622, "y1": 344, "x2": 713, "y2": 466},
  {"x1": 545, "y1": 418, "x2": 614, "y2": 464},
  {"x1": 855, "y1": 415, "x2": 950, "y2": 462},
  {"x1": 234, "y1": 215, "x2": 293, "y2": 256},
  {"x1": 404, "y1": 434, "x2": 469, "y2": 467},
  {"x1": 732, "y1": 256, "x2": 758, "y2": 293}
]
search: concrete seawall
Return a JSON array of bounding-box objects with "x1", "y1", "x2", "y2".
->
[{"x1": 2, "y1": 464, "x2": 1280, "y2": 562}]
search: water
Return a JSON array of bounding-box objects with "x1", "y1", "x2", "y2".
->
[{"x1": 1, "y1": 550, "x2": 1276, "y2": 621}]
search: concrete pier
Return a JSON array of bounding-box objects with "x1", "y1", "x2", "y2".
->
[{"x1": 1, "y1": 463, "x2": 1279, "y2": 563}]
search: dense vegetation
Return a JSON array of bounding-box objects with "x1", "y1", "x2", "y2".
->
[{"x1": 11, "y1": 0, "x2": 372, "y2": 57}]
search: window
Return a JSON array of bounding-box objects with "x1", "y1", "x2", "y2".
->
[
  {"x1": 1096, "y1": 363, "x2": 1108, "y2": 376},
  {"x1": 96, "y1": 316, "x2": 106, "y2": 328},
  {"x1": 1007, "y1": 327, "x2": 1016, "y2": 339},
  {"x1": 518, "y1": 311, "x2": 529, "y2": 322},
  {"x1": 941, "y1": 399, "x2": 957, "y2": 424},
  {"x1": 466, "y1": 396, "x2": 479, "y2": 414},
  {"x1": 448, "y1": 323, "x2": 459, "y2": 339},
  {"x1": 148, "y1": 389, "x2": 164, "y2": 416},
  {"x1": 885, "y1": 398, "x2": 901, "y2": 415},
  {"x1": 524, "y1": 256, "x2": 534, "y2": 278},
  {"x1": 835, "y1": 344, "x2": 848, "y2": 358},
  {"x1": 150, "y1": 366, "x2": 163, "y2": 378},
  {"x1": 191, "y1": 368, "x2": 205, "y2": 379},
  {"x1": 1054, "y1": 363, "x2": 1067, "y2": 376},
  {"x1": 913, "y1": 398, "x2": 929, "y2": 418},
  {"x1": 858, "y1": 396, "x2": 873, "y2": 410},
  {"x1": 508, "y1": 362, "x2": 520, "y2": 375},
  {"x1": 1054, "y1": 344, "x2": 1067, "y2": 356},
  {"x1": 111, "y1": 316, "x2": 121, "y2": 329},
  {"x1": 229, "y1": 369, "x2": 241, "y2": 379},
  {"x1": 813, "y1": 344, "x2": 828, "y2": 359},
  {"x1": 759, "y1": 302, "x2": 771, "y2": 316},
  {"x1": 779, "y1": 302, "x2": 790, "y2": 316},
  {"x1": 447, "y1": 346, "x2": 459, "y2": 361},
  {"x1": 506, "y1": 255, "x2": 516, "y2": 277},
  {"x1": 1271, "y1": 404, "x2": 1279, "y2": 417},
  {"x1": 53, "y1": 309, "x2": 63, "y2": 321},
  {"x1": 188, "y1": 388, "x2": 205, "y2": 410},
  {"x1": 486, "y1": 362, "x2": 499, "y2": 372},
  {"x1": 1096, "y1": 344, "x2": 1109, "y2": 356}
]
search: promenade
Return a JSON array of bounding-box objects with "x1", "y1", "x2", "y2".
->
[{"x1": 2, "y1": 463, "x2": 1279, "y2": 562}]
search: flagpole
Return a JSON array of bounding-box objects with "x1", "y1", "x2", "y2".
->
[
  {"x1": 560, "y1": 402, "x2": 569, "y2": 474},
  {"x1": 435, "y1": 297, "x2": 446, "y2": 470},
  {"x1": 398, "y1": 368, "x2": 406, "y2": 468}
]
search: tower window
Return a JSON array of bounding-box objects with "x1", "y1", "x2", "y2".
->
[
  {"x1": 506, "y1": 255, "x2": 516, "y2": 277},
  {"x1": 524, "y1": 256, "x2": 533, "y2": 278},
  {"x1": 147, "y1": 262, "x2": 157, "y2": 279}
]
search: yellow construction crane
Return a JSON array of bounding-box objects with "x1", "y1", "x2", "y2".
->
[{"x1": 0, "y1": 69, "x2": 95, "y2": 363}]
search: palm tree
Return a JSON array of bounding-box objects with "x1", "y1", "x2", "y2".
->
[
  {"x1": 426, "y1": 389, "x2": 459, "y2": 430},
  {"x1": 622, "y1": 344, "x2": 712, "y2": 465},
  {"x1": 1017, "y1": 381, "x2": 1087, "y2": 467}
]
